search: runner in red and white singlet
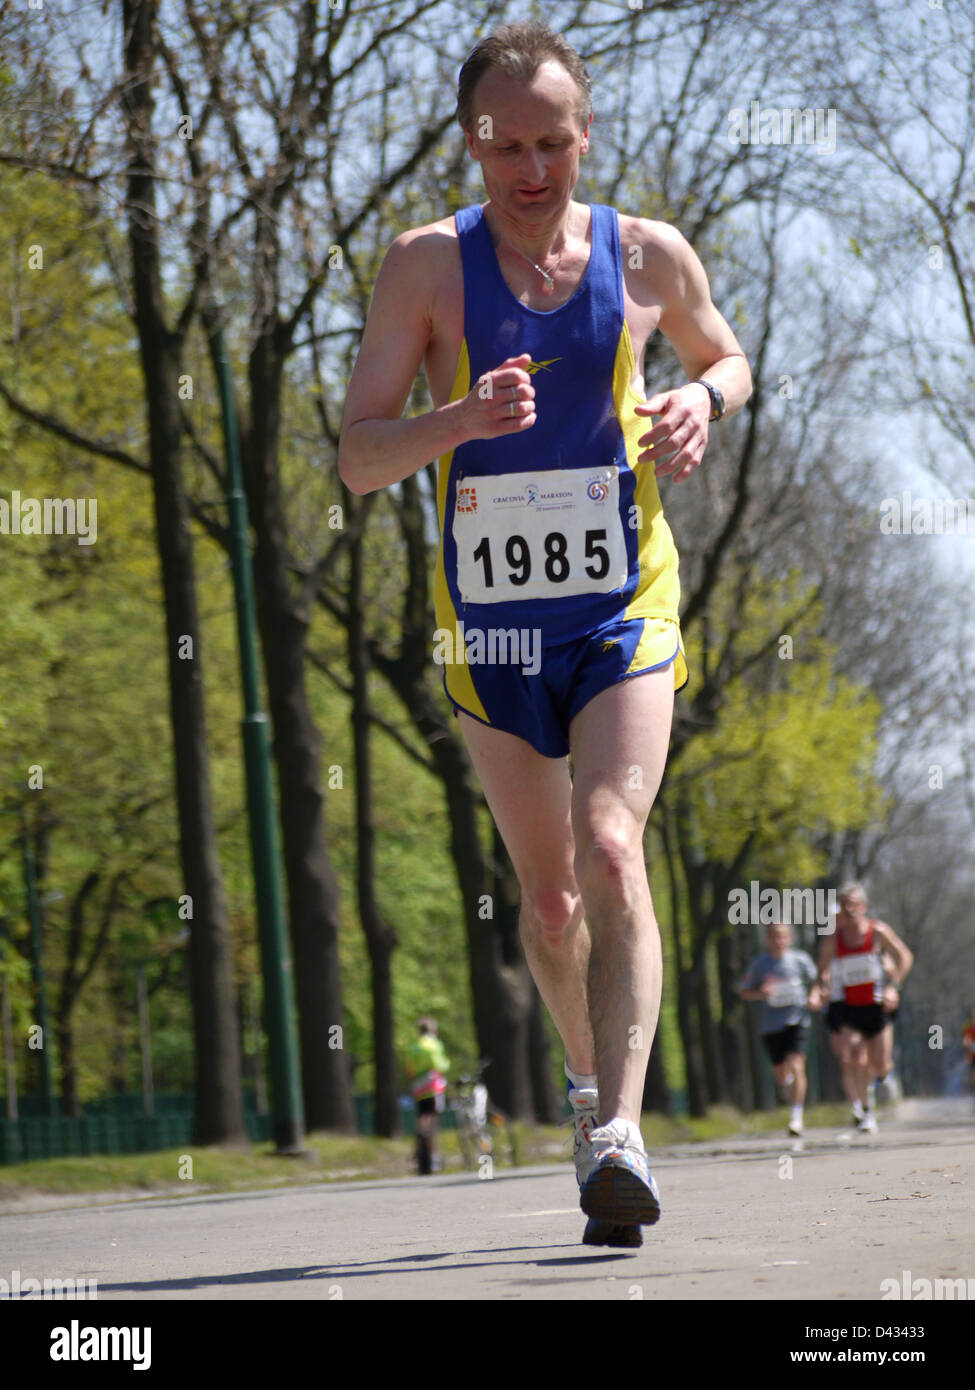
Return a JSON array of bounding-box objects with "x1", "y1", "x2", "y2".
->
[{"x1": 815, "y1": 882, "x2": 913, "y2": 1134}]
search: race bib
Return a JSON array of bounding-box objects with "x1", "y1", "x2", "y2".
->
[
  {"x1": 834, "y1": 953, "x2": 881, "y2": 988},
  {"x1": 453, "y1": 467, "x2": 628, "y2": 605},
  {"x1": 766, "y1": 979, "x2": 804, "y2": 1009}
]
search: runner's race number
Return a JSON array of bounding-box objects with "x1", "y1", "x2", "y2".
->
[
  {"x1": 453, "y1": 466, "x2": 628, "y2": 604},
  {"x1": 766, "y1": 979, "x2": 805, "y2": 1009},
  {"x1": 833, "y1": 954, "x2": 882, "y2": 988}
]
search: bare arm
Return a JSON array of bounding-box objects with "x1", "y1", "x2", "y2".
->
[
  {"x1": 653, "y1": 222, "x2": 752, "y2": 414},
  {"x1": 816, "y1": 934, "x2": 836, "y2": 987},
  {"x1": 874, "y1": 922, "x2": 914, "y2": 985},
  {"x1": 630, "y1": 220, "x2": 752, "y2": 483},
  {"x1": 337, "y1": 231, "x2": 536, "y2": 495}
]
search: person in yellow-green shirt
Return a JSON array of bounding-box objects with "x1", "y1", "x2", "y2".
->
[{"x1": 405, "y1": 1017, "x2": 451, "y2": 1174}]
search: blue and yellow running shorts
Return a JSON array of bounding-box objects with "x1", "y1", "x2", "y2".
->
[{"x1": 440, "y1": 614, "x2": 687, "y2": 759}]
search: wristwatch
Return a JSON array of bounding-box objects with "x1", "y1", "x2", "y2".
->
[{"x1": 693, "y1": 378, "x2": 725, "y2": 422}]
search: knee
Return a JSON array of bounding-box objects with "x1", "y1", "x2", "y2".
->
[
  {"x1": 574, "y1": 818, "x2": 642, "y2": 897},
  {"x1": 522, "y1": 886, "x2": 578, "y2": 948}
]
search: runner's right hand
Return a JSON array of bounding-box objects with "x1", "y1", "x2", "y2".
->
[{"x1": 457, "y1": 354, "x2": 536, "y2": 440}]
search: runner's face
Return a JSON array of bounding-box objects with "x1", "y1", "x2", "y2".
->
[
  {"x1": 464, "y1": 61, "x2": 590, "y2": 226},
  {"x1": 838, "y1": 893, "x2": 866, "y2": 930},
  {"x1": 768, "y1": 925, "x2": 790, "y2": 957}
]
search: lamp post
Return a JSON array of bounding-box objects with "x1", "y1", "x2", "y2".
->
[{"x1": 211, "y1": 315, "x2": 305, "y2": 1154}]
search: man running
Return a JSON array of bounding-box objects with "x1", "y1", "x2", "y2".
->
[
  {"x1": 339, "y1": 21, "x2": 751, "y2": 1244},
  {"x1": 739, "y1": 922, "x2": 818, "y2": 1137},
  {"x1": 817, "y1": 882, "x2": 913, "y2": 1134}
]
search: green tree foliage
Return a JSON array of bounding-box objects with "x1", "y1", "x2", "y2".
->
[{"x1": 674, "y1": 572, "x2": 884, "y2": 882}]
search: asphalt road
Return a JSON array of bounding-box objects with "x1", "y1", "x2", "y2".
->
[{"x1": 2, "y1": 1098, "x2": 973, "y2": 1303}]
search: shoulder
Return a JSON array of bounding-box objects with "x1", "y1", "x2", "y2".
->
[
  {"x1": 382, "y1": 214, "x2": 459, "y2": 277},
  {"x1": 871, "y1": 919, "x2": 903, "y2": 948},
  {"x1": 616, "y1": 214, "x2": 697, "y2": 277},
  {"x1": 366, "y1": 215, "x2": 463, "y2": 333}
]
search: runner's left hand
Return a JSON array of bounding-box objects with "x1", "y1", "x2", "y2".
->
[{"x1": 635, "y1": 383, "x2": 711, "y2": 483}]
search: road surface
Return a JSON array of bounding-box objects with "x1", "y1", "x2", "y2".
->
[{"x1": 2, "y1": 1098, "x2": 973, "y2": 1302}]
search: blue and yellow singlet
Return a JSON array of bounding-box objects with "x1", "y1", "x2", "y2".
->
[{"x1": 433, "y1": 202, "x2": 687, "y2": 756}]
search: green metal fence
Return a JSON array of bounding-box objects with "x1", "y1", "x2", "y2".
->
[
  {"x1": 0, "y1": 1095, "x2": 274, "y2": 1165},
  {"x1": 0, "y1": 1093, "x2": 389, "y2": 1163}
]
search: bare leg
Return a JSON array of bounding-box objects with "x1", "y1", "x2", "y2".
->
[
  {"x1": 831, "y1": 1029, "x2": 865, "y2": 1108},
  {"x1": 568, "y1": 669, "x2": 673, "y2": 1126},
  {"x1": 456, "y1": 713, "x2": 595, "y2": 1075},
  {"x1": 867, "y1": 1029, "x2": 891, "y2": 1084},
  {"x1": 773, "y1": 1055, "x2": 807, "y2": 1107},
  {"x1": 849, "y1": 1035, "x2": 871, "y2": 1107}
]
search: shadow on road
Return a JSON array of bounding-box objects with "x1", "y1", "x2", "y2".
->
[{"x1": 85, "y1": 1244, "x2": 638, "y2": 1295}]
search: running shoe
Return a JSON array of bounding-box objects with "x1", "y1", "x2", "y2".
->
[
  {"x1": 787, "y1": 1118, "x2": 803, "y2": 1137},
  {"x1": 858, "y1": 1111, "x2": 878, "y2": 1134},
  {"x1": 579, "y1": 1119, "x2": 661, "y2": 1227},
  {"x1": 569, "y1": 1092, "x2": 642, "y2": 1245},
  {"x1": 876, "y1": 1072, "x2": 902, "y2": 1104},
  {"x1": 583, "y1": 1217, "x2": 643, "y2": 1248},
  {"x1": 568, "y1": 1087, "x2": 600, "y2": 1186}
]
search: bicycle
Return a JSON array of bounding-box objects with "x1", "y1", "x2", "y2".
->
[{"x1": 449, "y1": 1059, "x2": 519, "y2": 1174}]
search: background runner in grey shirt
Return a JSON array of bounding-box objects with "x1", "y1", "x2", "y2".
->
[
  {"x1": 740, "y1": 946, "x2": 817, "y2": 1034},
  {"x1": 739, "y1": 923, "x2": 818, "y2": 1136}
]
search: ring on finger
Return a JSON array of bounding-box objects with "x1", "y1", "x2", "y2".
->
[{"x1": 509, "y1": 400, "x2": 517, "y2": 417}]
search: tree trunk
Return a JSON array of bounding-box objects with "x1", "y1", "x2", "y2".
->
[
  {"x1": 695, "y1": 945, "x2": 727, "y2": 1104},
  {"x1": 348, "y1": 515, "x2": 398, "y2": 1137},
  {"x1": 659, "y1": 806, "x2": 709, "y2": 1116},
  {"x1": 717, "y1": 928, "x2": 751, "y2": 1111},
  {"x1": 642, "y1": 1021, "x2": 672, "y2": 1115},
  {"x1": 121, "y1": 0, "x2": 245, "y2": 1146},
  {"x1": 244, "y1": 269, "x2": 354, "y2": 1133},
  {"x1": 528, "y1": 985, "x2": 559, "y2": 1124},
  {"x1": 676, "y1": 965, "x2": 710, "y2": 1117}
]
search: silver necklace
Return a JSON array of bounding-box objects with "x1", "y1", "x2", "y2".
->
[{"x1": 502, "y1": 237, "x2": 565, "y2": 294}]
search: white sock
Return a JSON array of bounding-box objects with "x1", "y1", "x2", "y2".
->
[
  {"x1": 790, "y1": 1105, "x2": 803, "y2": 1125},
  {"x1": 565, "y1": 1060, "x2": 598, "y2": 1092},
  {"x1": 852, "y1": 1099, "x2": 864, "y2": 1118},
  {"x1": 598, "y1": 1115, "x2": 644, "y2": 1149}
]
